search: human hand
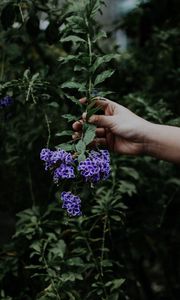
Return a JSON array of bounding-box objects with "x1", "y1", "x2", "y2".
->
[{"x1": 72, "y1": 97, "x2": 152, "y2": 156}]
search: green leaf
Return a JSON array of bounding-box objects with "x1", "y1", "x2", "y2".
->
[
  {"x1": 93, "y1": 30, "x2": 107, "y2": 43},
  {"x1": 63, "y1": 94, "x2": 82, "y2": 106},
  {"x1": 105, "y1": 278, "x2": 125, "y2": 292},
  {"x1": 94, "y1": 70, "x2": 115, "y2": 86},
  {"x1": 62, "y1": 114, "x2": 79, "y2": 122},
  {"x1": 66, "y1": 257, "x2": 84, "y2": 266},
  {"x1": 78, "y1": 153, "x2": 86, "y2": 162},
  {"x1": 58, "y1": 55, "x2": 77, "y2": 64},
  {"x1": 61, "y1": 81, "x2": 86, "y2": 91},
  {"x1": 56, "y1": 143, "x2": 75, "y2": 151},
  {"x1": 120, "y1": 166, "x2": 139, "y2": 180},
  {"x1": 83, "y1": 124, "x2": 96, "y2": 146},
  {"x1": 118, "y1": 180, "x2": 137, "y2": 196},
  {"x1": 92, "y1": 54, "x2": 120, "y2": 73},
  {"x1": 61, "y1": 35, "x2": 86, "y2": 43},
  {"x1": 55, "y1": 130, "x2": 73, "y2": 137},
  {"x1": 76, "y1": 140, "x2": 86, "y2": 153},
  {"x1": 30, "y1": 241, "x2": 41, "y2": 253},
  {"x1": 50, "y1": 240, "x2": 66, "y2": 259},
  {"x1": 48, "y1": 102, "x2": 59, "y2": 108},
  {"x1": 86, "y1": 106, "x2": 102, "y2": 120}
]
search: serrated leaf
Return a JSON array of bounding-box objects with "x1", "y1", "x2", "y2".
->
[
  {"x1": 83, "y1": 124, "x2": 96, "y2": 145},
  {"x1": 55, "y1": 130, "x2": 73, "y2": 137},
  {"x1": 94, "y1": 70, "x2": 115, "y2": 86},
  {"x1": 61, "y1": 35, "x2": 86, "y2": 43},
  {"x1": 76, "y1": 140, "x2": 86, "y2": 153}
]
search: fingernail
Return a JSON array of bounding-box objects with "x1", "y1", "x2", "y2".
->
[{"x1": 82, "y1": 112, "x2": 87, "y2": 120}]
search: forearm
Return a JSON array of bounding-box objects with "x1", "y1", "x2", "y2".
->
[{"x1": 144, "y1": 123, "x2": 180, "y2": 163}]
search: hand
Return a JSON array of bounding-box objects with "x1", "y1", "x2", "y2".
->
[{"x1": 72, "y1": 97, "x2": 152, "y2": 156}]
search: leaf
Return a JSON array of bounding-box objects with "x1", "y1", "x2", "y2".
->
[
  {"x1": 92, "y1": 54, "x2": 120, "y2": 73},
  {"x1": 48, "y1": 102, "x2": 59, "y2": 108},
  {"x1": 61, "y1": 35, "x2": 86, "y2": 44},
  {"x1": 62, "y1": 114, "x2": 79, "y2": 122},
  {"x1": 78, "y1": 153, "x2": 86, "y2": 162},
  {"x1": 58, "y1": 55, "x2": 76, "y2": 64},
  {"x1": 55, "y1": 130, "x2": 73, "y2": 137},
  {"x1": 50, "y1": 240, "x2": 66, "y2": 259},
  {"x1": 93, "y1": 30, "x2": 107, "y2": 43},
  {"x1": 30, "y1": 241, "x2": 41, "y2": 253},
  {"x1": 56, "y1": 143, "x2": 75, "y2": 151},
  {"x1": 76, "y1": 140, "x2": 86, "y2": 153},
  {"x1": 105, "y1": 278, "x2": 125, "y2": 292},
  {"x1": 118, "y1": 180, "x2": 137, "y2": 196},
  {"x1": 83, "y1": 124, "x2": 96, "y2": 145},
  {"x1": 64, "y1": 94, "x2": 82, "y2": 106},
  {"x1": 66, "y1": 257, "x2": 84, "y2": 266},
  {"x1": 94, "y1": 70, "x2": 115, "y2": 86},
  {"x1": 61, "y1": 81, "x2": 86, "y2": 91}
]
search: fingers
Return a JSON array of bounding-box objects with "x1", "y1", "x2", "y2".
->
[
  {"x1": 73, "y1": 96, "x2": 113, "y2": 131},
  {"x1": 80, "y1": 97, "x2": 109, "y2": 110},
  {"x1": 72, "y1": 119, "x2": 83, "y2": 131},
  {"x1": 88, "y1": 114, "x2": 113, "y2": 128},
  {"x1": 72, "y1": 128, "x2": 106, "y2": 141},
  {"x1": 90, "y1": 138, "x2": 107, "y2": 147}
]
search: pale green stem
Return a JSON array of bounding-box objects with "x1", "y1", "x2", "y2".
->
[
  {"x1": 100, "y1": 214, "x2": 108, "y2": 277},
  {"x1": 44, "y1": 113, "x2": 51, "y2": 148}
]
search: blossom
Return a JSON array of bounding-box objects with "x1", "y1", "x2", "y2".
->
[
  {"x1": 40, "y1": 148, "x2": 75, "y2": 173},
  {"x1": 78, "y1": 149, "x2": 111, "y2": 183},
  {"x1": 61, "y1": 191, "x2": 82, "y2": 217},
  {"x1": 0, "y1": 96, "x2": 13, "y2": 108},
  {"x1": 53, "y1": 163, "x2": 75, "y2": 182}
]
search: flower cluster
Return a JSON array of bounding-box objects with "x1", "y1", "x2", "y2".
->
[
  {"x1": 78, "y1": 150, "x2": 111, "y2": 183},
  {"x1": 0, "y1": 96, "x2": 13, "y2": 108},
  {"x1": 61, "y1": 191, "x2": 82, "y2": 216},
  {"x1": 40, "y1": 147, "x2": 111, "y2": 217},
  {"x1": 40, "y1": 148, "x2": 75, "y2": 183}
]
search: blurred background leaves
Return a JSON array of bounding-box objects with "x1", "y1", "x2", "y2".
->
[{"x1": 0, "y1": 0, "x2": 180, "y2": 299}]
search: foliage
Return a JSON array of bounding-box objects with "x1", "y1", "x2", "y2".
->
[{"x1": 0, "y1": 0, "x2": 180, "y2": 299}]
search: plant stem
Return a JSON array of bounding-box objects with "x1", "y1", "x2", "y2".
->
[
  {"x1": 87, "y1": 32, "x2": 93, "y2": 102},
  {"x1": 44, "y1": 113, "x2": 51, "y2": 148},
  {"x1": 100, "y1": 214, "x2": 108, "y2": 277}
]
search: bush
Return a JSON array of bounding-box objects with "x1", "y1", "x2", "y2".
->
[{"x1": 0, "y1": 0, "x2": 180, "y2": 299}]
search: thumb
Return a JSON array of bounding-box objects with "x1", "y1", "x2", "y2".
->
[{"x1": 88, "y1": 114, "x2": 113, "y2": 128}]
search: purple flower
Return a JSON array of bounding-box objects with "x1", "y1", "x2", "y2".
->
[
  {"x1": 40, "y1": 148, "x2": 75, "y2": 172},
  {"x1": 61, "y1": 191, "x2": 82, "y2": 217},
  {"x1": 40, "y1": 148, "x2": 54, "y2": 170},
  {"x1": 53, "y1": 163, "x2": 75, "y2": 182},
  {"x1": 0, "y1": 96, "x2": 13, "y2": 108},
  {"x1": 78, "y1": 149, "x2": 111, "y2": 183}
]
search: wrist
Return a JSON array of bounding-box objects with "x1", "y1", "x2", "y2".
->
[{"x1": 142, "y1": 121, "x2": 158, "y2": 156}]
